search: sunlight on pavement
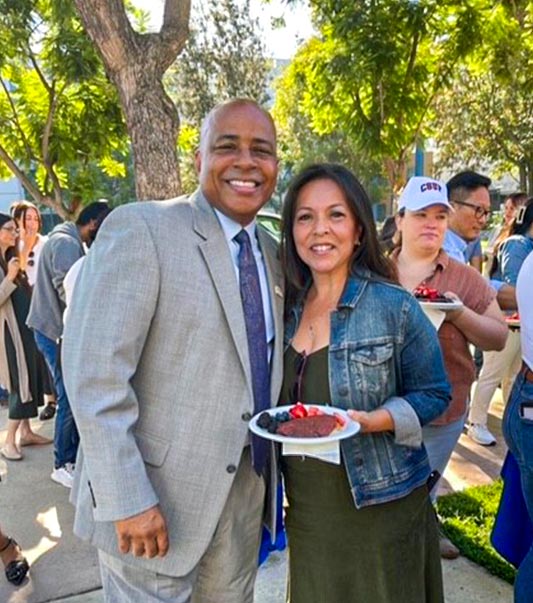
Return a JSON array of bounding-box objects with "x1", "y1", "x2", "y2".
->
[
  {"x1": 37, "y1": 506, "x2": 62, "y2": 539},
  {"x1": 23, "y1": 506, "x2": 63, "y2": 563}
]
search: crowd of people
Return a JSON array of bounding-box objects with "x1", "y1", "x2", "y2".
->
[{"x1": 1, "y1": 98, "x2": 532, "y2": 603}]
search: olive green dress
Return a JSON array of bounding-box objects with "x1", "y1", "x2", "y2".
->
[
  {"x1": 6, "y1": 283, "x2": 44, "y2": 419},
  {"x1": 280, "y1": 346, "x2": 443, "y2": 603}
]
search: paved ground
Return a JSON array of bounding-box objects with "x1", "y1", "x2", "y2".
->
[{"x1": 1, "y1": 390, "x2": 514, "y2": 603}]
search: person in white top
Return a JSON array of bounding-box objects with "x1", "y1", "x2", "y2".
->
[
  {"x1": 62, "y1": 256, "x2": 85, "y2": 328},
  {"x1": 11, "y1": 202, "x2": 48, "y2": 287},
  {"x1": 502, "y1": 250, "x2": 533, "y2": 603}
]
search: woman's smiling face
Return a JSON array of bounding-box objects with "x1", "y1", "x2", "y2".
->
[{"x1": 293, "y1": 178, "x2": 361, "y2": 281}]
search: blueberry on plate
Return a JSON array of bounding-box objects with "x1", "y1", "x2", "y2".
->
[{"x1": 257, "y1": 412, "x2": 272, "y2": 429}]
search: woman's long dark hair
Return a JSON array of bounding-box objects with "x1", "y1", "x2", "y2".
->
[
  {"x1": 281, "y1": 163, "x2": 397, "y2": 303},
  {"x1": 510, "y1": 197, "x2": 533, "y2": 236},
  {"x1": 0, "y1": 212, "x2": 29, "y2": 290},
  {"x1": 491, "y1": 197, "x2": 533, "y2": 278},
  {"x1": 10, "y1": 200, "x2": 42, "y2": 233}
]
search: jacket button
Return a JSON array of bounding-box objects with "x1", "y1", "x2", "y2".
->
[
  {"x1": 241, "y1": 412, "x2": 252, "y2": 421},
  {"x1": 226, "y1": 464, "x2": 237, "y2": 474},
  {"x1": 355, "y1": 458, "x2": 364, "y2": 467},
  {"x1": 339, "y1": 386, "x2": 349, "y2": 396}
]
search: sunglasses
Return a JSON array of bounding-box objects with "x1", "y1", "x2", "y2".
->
[
  {"x1": 290, "y1": 350, "x2": 308, "y2": 403},
  {"x1": 1, "y1": 226, "x2": 19, "y2": 234},
  {"x1": 27, "y1": 250, "x2": 35, "y2": 267},
  {"x1": 452, "y1": 200, "x2": 491, "y2": 220}
]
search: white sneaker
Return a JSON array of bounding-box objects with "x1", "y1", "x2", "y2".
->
[
  {"x1": 467, "y1": 423, "x2": 496, "y2": 446},
  {"x1": 51, "y1": 463, "x2": 75, "y2": 488}
]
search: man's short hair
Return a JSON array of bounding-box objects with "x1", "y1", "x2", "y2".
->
[
  {"x1": 76, "y1": 201, "x2": 110, "y2": 226},
  {"x1": 446, "y1": 171, "x2": 491, "y2": 202}
]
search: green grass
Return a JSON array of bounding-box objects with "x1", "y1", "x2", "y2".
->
[{"x1": 436, "y1": 480, "x2": 517, "y2": 584}]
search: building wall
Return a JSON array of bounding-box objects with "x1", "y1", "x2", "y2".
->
[{"x1": 0, "y1": 178, "x2": 25, "y2": 213}]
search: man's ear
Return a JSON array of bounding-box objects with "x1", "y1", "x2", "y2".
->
[{"x1": 194, "y1": 150, "x2": 202, "y2": 175}]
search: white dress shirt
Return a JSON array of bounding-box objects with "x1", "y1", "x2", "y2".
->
[
  {"x1": 517, "y1": 250, "x2": 533, "y2": 370},
  {"x1": 214, "y1": 209, "x2": 275, "y2": 358}
]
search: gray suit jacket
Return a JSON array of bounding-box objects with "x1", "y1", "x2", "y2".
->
[{"x1": 62, "y1": 192, "x2": 284, "y2": 576}]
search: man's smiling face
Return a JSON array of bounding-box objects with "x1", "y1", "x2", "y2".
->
[{"x1": 195, "y1": 101, "x2": 278, "y2": 226}]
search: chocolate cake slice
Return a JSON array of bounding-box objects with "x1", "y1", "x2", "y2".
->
[{"x1": 276, "y1": 414, "x2": 337, "y2": 438}]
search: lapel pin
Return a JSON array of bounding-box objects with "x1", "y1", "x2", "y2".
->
[{"x1": 274, "y1": 285, "x2": 283, "y2": 298}]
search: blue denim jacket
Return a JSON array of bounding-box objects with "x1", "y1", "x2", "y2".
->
[
  {"x1": 497, "y1": 235, "x2": 533, "y2": 286},
  {"x1": 285, "y1": 273, "x2": 451, "y2": 508}
]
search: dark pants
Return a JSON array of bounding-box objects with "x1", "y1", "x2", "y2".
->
[{"x1": 33, "y1": 330, "x2": 79, "y2": 468}]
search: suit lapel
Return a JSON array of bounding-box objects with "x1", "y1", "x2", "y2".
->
[
  {"x1": 257, "y1": 228, "x2": 284, "y2": 404},
  {"x1": 192, "y1": 193, "x2": 251, "y2": 385}
]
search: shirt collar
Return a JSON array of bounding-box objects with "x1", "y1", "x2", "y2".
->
[
  {"x1": 214, "y1": 208, "x2": 257, "y2": 246},
  {"x1": 446, "y1": 228, "x2": 468, "y2": 252}
]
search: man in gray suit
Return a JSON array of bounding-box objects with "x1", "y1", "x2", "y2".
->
[{"x1": 62, "y1": 99, "x2": 283, "y2": 602}]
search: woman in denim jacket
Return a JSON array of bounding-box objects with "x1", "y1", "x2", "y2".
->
[{"x1": 279, "y1": 164, "x2": 451, "y2": 603}]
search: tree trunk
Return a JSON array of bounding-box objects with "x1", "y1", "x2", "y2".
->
[
  {"x1": 113, "y1": 67, "x2": 181, "y2": 200},
  {"x1": 74, "y1": 0, "x2": 190, "y2": 201},
  {"x1": 384, "y1": 155, "x2": 407, "y2": 214},
  {"x1": 519, "y1": 161, "x2": 527, "y2": 192}
]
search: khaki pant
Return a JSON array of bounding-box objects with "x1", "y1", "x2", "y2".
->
[{"x1": 99, "y1": 447, "x2": 265, "y2": 603}]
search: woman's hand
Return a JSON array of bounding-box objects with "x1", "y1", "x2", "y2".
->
[
  {"x1": 347, "y1": 408, "x2": 394, "y2": 433},
  {"x1": 6, "y1": 257, "x2": 20, "y2": 282}
]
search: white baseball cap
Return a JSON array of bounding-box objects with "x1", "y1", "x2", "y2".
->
[{"x1": 398, "y1": 176, "x2": 453, "y2": 212}]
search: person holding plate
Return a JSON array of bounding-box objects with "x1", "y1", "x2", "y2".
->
[
  {"x1": 279, "y1": 163, "x2": 451, "y2": 603},
  {"x1": 392, "y1": 176, "x2": 507, "y2": 557}
]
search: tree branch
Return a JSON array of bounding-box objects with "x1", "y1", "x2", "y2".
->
[
  {"x1": 0, "y1": 77, "x2": 36, "y2": 161},
  {"x1": 28, "y1": 49, "x2": 53, "y2": 94},
  {"x1": 41, "y1": 80, "x2": 68, "y2": 212},
  {"x1": 0, "y1": 142, "x2": 43, "y2": 204},
  {"x1": 74, "y1": 0, "x2": 138, "y2": 72}
]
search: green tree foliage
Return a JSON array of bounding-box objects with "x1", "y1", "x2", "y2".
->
[
  {"x1": 166, "y1": 0, "x2": 271, "y2": 193},
  {"x1": 0, "y1": 0, "x2": 129, "y2": 217},
  {"x1": 430, "y1": 1, "x2": 533, "y2": 193},
  {"x1": 274, "y1": 0, "x2": 484, "y2": 197},
  {"x1": 273, "y1": 43, "x2": 384, "y2": 196}
]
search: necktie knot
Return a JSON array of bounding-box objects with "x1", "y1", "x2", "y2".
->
[{"x1": 234, "y1": 229, "x2": 251, "y2": 248}]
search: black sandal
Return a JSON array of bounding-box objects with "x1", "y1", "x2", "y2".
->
[
  {"x1": 0, "y1": 538, "x2": 29, "y2": 586},
  {"x1": 39, "y1": 402, "x2": 57, "y2": 421}
]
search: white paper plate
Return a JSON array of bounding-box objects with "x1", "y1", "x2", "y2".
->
[
  {"x1": 419, "y1": 300, "x2": 463, "y2": 311},
  {"x1": 249, "y1": 405, "x2": 360, "y2": 445}
]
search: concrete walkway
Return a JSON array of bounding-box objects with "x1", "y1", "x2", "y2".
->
[{"x1": 1, "y1": 391, "x2": 514, "y2": 603}]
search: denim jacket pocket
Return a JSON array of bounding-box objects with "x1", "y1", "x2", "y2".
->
[{"x1": 349, "y1": 340, "x2": 395, "y2": 399}]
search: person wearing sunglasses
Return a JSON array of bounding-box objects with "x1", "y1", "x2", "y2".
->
[
  {"x1": 11, "y1": 201, "x2": 57, "y2": 422},
  {"x1": 279, "y1": 164, "x2": 451, "y2": 603},
  {"x1": 0, "y1": 213, "x2": 51, "y2": 461}
]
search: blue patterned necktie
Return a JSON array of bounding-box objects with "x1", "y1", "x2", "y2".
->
[{"x1": 234, "y1": 229, "x2": 270, "y2": 475}]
